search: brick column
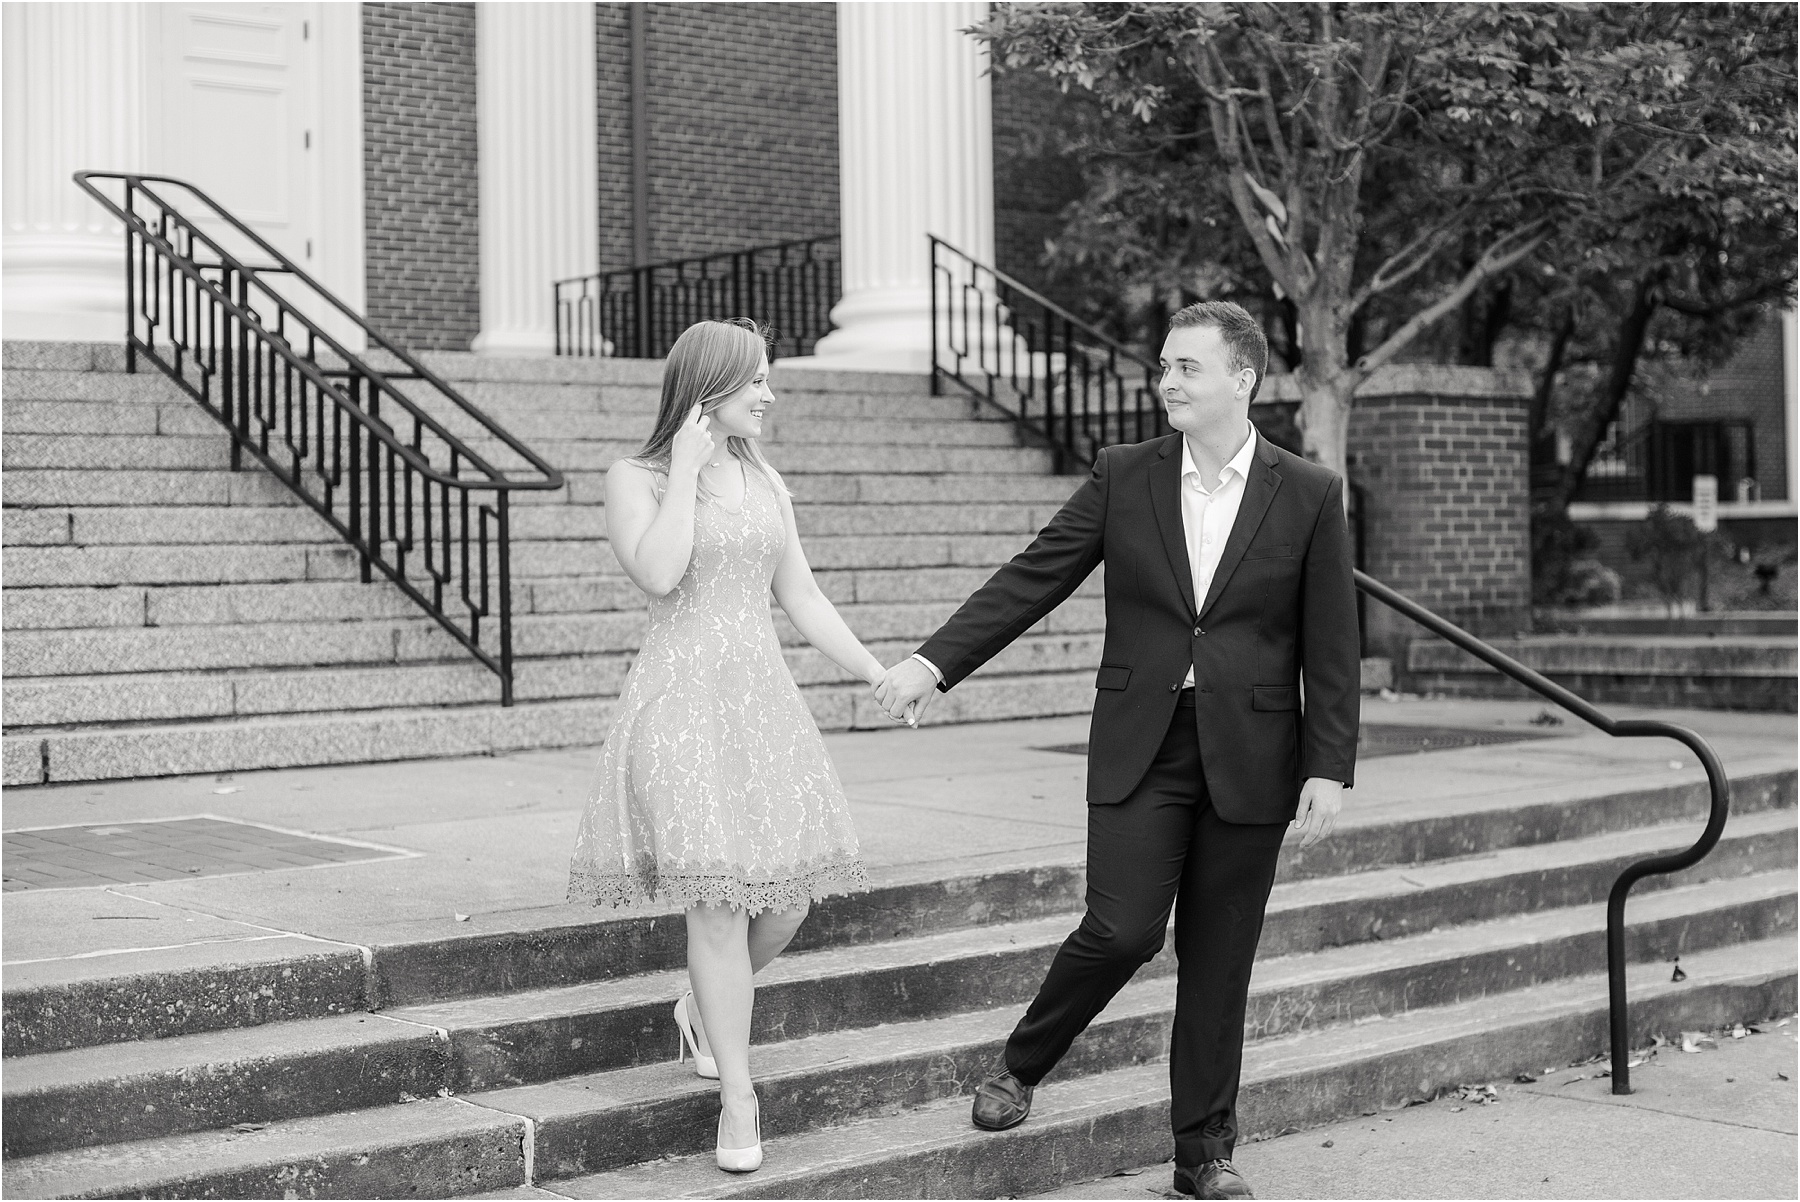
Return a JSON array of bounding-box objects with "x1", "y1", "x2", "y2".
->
[{"x1": 1261, "y1": 366, "x2": 1534, "y2": 672}]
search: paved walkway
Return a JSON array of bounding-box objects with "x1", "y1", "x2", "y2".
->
[{"x1": 1031, "y1": 1016, "x2": 1799, "y2": 1200}]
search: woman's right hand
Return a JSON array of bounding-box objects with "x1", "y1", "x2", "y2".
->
[{"x1": 669, "y1": 403, "x2": 715, "y2": 478}]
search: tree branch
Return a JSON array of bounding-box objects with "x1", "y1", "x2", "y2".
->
[{"x1": 1354, "y1": 222, "x2": 1552, "y2": 376}]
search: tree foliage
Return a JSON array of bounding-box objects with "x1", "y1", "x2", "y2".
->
[{"x1": 973, "y1": 2, "x2": 1797, "y2": 483}]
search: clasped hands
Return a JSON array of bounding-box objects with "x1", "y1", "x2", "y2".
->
[{"x1": 871, "y1": 657, "x2": 939, "y2": 728}]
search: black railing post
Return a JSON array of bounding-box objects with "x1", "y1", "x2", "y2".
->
[
  {"x1": 929, "y1": 237, "x2": 942, "y2": 396},
  {"x1": 498, "y1": 492, "x2": 515, "y2": 706}
]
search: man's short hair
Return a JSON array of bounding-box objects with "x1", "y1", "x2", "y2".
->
[{"x1": 1168, "y1": 301, "x2": 1268, "y2": 403}]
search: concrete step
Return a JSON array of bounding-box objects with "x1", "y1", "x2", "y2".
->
[
  {"x1": 2, "y1": 655, "x2": 635, "y2": 727},
  {"x1": 0, "y1": 396, "x2": 1014, "y2": 444},
  {"x1": 0, "y1": 1095, "x2": 528, "y2": 1200},
  {"x1": 0, "y1": 340, "x2": 930, "y2": 394},
  {"x1": 548, "y1": 937, "x2": 1796, "y2": 1199},
  {"x1": 0, "y1": 605, "x2": 1097, "y2": 693},
  {"x1": 1535, "y1": 609, "x2": 1799, "y2": 637},
  {"x1": 1, "y1": 696, "x2": 613, "y2": 787},
  {"x1": 1410, "y1": 635, "x2": 1800, "y2": 713},
  {"x1": 1, "y1": 501, "x2": 1053, "y2": 550},
  {"x1": 2, "y1": 466, "x2": 1084, "y2": 510},
  {"x1": 0, "y1": 526, "x2": 1056, "y2": 588},
  {"x1": 1, "y1": 610, "x2": 1105, "y2": 727},
  {"x1": 1, "y1": 1013, "x2": 450, "y2": 1159},
  {"x1": 1, "y1": 432, "x2": 1054, "y2": 478},
  {"x1": 3, "y1": 849, "x2": 1788, "y2": 1162},
  {"x1": 1, "y1": 657, "x2": 1107, "y2": 785}
]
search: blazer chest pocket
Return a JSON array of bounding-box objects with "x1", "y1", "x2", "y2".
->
[
  {"x1": 1243, "y1": 544, "x2": 1292, "y2": 560},
  {"x1": 1095, "y1": 665, "x2": 1132, "y2": 690},
  {"x1": 1251, "y1": 685, "x2": 1299, "y2": 711}
]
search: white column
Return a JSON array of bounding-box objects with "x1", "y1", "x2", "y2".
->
[
  {"x1": 2, "y1": 3, "x2": 149, "y2": 342},
  {"x1": 472, "y1": 2, "x2": 598, "y2": 357},
  {"x1": 794, "y1": 1, "x2": 994, "y2": 373}
]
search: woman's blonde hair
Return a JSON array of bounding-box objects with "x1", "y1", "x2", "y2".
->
[{"x1": 631, "y1": 318, "x2": 789, "y2": 499}]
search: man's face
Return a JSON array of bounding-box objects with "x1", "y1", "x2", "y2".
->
[{"x1": 1158, "y1": 324, "x2": 1254, "y2": 434}]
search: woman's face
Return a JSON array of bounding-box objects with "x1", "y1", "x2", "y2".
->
[{"x1": 703, "y1": 352, "x2": 774, "y2": 442}]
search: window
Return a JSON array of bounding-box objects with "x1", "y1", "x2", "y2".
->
[{"x1": 1646, "y1": 420, "x2": 1756, "y2": 502}]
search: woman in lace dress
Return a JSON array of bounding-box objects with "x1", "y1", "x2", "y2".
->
[{"x1": 568, "y1": 319, "x2": 884, "y2": 1172}]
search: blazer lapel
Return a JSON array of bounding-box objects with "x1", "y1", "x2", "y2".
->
[
  {"x1": 1197, "y1": 435, "x2": 1283, "y2": 622},
  {"x1": 1148, "y1": 435, "x2": 1198, "y2": 618}
]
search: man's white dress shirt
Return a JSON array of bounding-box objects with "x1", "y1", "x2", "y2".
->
[
  {"x1": 1179, "y1": 425, "x2": 1257, "y2": 688},
  {"x1": 909, "y1": 425, "x2": 1260, "y2": 693}
]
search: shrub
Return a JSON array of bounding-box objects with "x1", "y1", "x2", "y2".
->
[{"x1": 1624, "y1": 504, "x2": 1703, "y2": 613}]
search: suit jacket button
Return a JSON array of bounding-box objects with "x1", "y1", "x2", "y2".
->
[
  {"x1": 1193, "y1": 625, "x2": 1204, "y2": 636},
  {"x1": 1169, "y1": 683, "x2": 1179, "y2": 692}
]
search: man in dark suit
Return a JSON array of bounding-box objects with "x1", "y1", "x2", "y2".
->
[{"x1": 874, "y1": 301, "x2": 1360, "y2": 1200}]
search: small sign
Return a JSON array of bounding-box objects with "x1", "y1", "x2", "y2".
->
[{"x1": 1692, "y1": 475, "x2": 1719, "y2": 533}]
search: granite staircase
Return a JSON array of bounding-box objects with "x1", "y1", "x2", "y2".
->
[
  {"x1": 2, "y1": 341, "x2": 1098, "y2": 787},
  {"x1": 3, "y1": 757, "x2": 1793, "y2": 1198}
]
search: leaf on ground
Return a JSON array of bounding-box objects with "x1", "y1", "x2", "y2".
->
[
  {"x1": 1650, "y1": 1034, "x2": 1670, "y2": 1048},
  {"x1": 1448, "y1": 1106, "x2": 1464, "y2": 1112},
  {"x1": 212, "y1": 786, "x2": 240, "y2": 795},
  {"x1": 1560, "y1": 1074, "x2": 1588, "y2": 1085},
  {"x1": 1671, "y1": 962, "x2": 1688, "y2": 982},
  {"x1": 230, "y1": 1122, "x2": 266, "y2": 1133},
  {"x1": 1321, "y1": 1140, "x2": 1335, "y2": 1148},
  {"x1": 1106, "y1": 1167, "x2": 1146, "y2": 1177},
  {"x1": 1731, "y1": 1024, "x2": 1748, "y2": 1039},
  {"x1": 1514, "y1": 1073, "x2": 1538, "y2": 1083},
  {"x1": 1276, "y1": 1125, "x2": 1302, "y2": 1136},
  {"x1": 1680, "y1": 1031, "x2": 1717, "y2": 1054},
  {"x1": 1627, "y1": 1058, "x2": 1646, "y2": 1069},
  {"x1": 1777, "y1": 1072, "x2": 1790, "y2": 1081},
  {"x1": 1596, "y1": 1068, "x2": 1611, "y2": 1078},
  {"x1": 454, "y1": 913, "x2": 470, "y2": 922}
]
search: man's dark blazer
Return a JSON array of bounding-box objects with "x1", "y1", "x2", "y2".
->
[{"x1": 916, "y1": 429, "x2": 1360, "y2": 823}]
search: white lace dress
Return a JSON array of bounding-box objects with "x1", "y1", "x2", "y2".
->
[{"x1": 567, "y1": 462, "x2": 868, "y2": 914}]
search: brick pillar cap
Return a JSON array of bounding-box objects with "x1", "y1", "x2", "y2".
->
[{"x1": 1255, "y1": 364, "x2": 1533, "y2": 405}]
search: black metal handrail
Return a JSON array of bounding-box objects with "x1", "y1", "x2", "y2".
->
[
  {"x1": 930, "y1": 235, "x2": 1166, "y2": 473},
  {"x1": 1355, "y1": 572, "x2": 1730, "y2": 1095},
  {"x1": 555, "y1": 235, "x2": 840, "y2": 359},
  {"x1": 74, "y1": 172, "x2": 566, "y2": 704}
]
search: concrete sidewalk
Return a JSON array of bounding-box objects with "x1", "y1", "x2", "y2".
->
[
  {"x1": 1032, "y1": 1016, "x2": 1799, "y2": 1200},
  {"x1": 2, "y1": 696, "x2": 1794, "y2": 997}
]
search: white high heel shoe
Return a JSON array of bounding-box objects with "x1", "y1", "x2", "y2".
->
[
  {"x1": 715, "y1": 1092, "x2": 763, "y2": 1173},
  {"x1": 673, "y1": 992, "x2": 719, "y2": 1079}
]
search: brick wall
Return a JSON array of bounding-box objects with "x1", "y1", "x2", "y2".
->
[
  {"x1": 594, "y1": 4, "x2": 634, "y2": 276},
  {"x1": 1316, "y1": 371, "x2": 1535, "y2": 665},
  {"x1": 361, "y1": 4, "x2": 481, "y2": 352},
  {"x1": 595, "y1": 3, "x2": 839, "y2": 270}
]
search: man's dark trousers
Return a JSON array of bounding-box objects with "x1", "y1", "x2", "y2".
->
[{"x1": 1002, "y1": 688, "x2": 1288, "y2": 1165}]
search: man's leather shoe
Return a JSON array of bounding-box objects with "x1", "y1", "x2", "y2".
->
[
  {"x1": 969, "y1": 1070, "x2": 1033, "y2": 1131},
  {"x1": 1173, "y1": 1160, "x2": 1254, "y2": 1199}
]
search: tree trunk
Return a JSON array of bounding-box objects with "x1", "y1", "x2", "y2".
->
[
  {"x1": 1547, "y1": 273, "x2": 1662, "y2": 516},
  {"x1": 1294, "y1": 364, "x2": 1356, "y2": 483}
]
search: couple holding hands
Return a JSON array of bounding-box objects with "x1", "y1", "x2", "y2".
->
[{"x1": 567, "y1": 303, "x2": 1359, "y2": 1198}]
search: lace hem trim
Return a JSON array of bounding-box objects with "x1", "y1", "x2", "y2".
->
[{"x1": 567, "y1": 856, "x2": 870, "y2": 916}]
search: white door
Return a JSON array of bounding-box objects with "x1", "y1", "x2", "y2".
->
[{"x1": 150, "y1": 3, "x2": 359, "y2": 345}]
